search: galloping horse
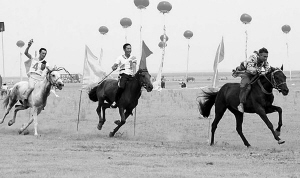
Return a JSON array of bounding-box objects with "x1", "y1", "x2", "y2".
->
[
  {"x1": 0, "y1": 67, "x2": 64, "y2": 135},
  {"x1": 198, "y1": 66, "x2": 289, "y2": 147},
  {"x1": 88, "y1": 69, "x2": 153, "y2": 137}
]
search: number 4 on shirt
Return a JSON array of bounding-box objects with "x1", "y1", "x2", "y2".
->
[{"x1": 32, "y1": 63, "x2": 38, "y2": 71}]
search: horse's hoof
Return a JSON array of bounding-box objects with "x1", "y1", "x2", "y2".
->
[
  {"x1": 278, "y1": 140, "x2": 285, "y2": 144},
  {"x1": 23, "y1": 129, "x2": 30, "y2": 135},
  {"x1": 8, "y1": 120, "x2": 14, "y2": 126},
  {"x1": 18, "y1": 129, "x2": 23, "y2": 135},
  {"x1": 97, "y1": 124, "x2": 103, "y2": 130},
  {"x1": 275, "y1": 130, "x2": 281, "y2": 137},
  {"x1": 109, "y1": 132, "x2": 115, "y2": 137},
  {"x1": 114, "y1": 120, "x2": 121, "y2": 125}
]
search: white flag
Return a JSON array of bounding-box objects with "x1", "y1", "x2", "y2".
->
[
  {"x1": 82, "y1": 45, "x2": 106, "y2": 89},
  {"x1": 212, "y1": 37, "x2": 225, "y2": 88}
]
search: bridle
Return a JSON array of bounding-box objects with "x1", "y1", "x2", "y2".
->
[
  {"x1": 45, "y1": 67, "x2": 70, "y2": 88},
  {"x1": 136, "y1": 69, "x2": 151, "y2": 89},
  {"x1": 263, "y1": 69, "x2": 286, "y2": 90},
  {"x1": 251, "y1": 68, "x2": 286, "y2": 95}
]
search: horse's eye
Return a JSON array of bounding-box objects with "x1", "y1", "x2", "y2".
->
[{"x1": 52, "y1": 74, "x2": 55, "y2": 77}]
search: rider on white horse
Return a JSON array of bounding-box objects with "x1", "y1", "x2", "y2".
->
[{"x1": 23, "y1": 39, "x2": 50, "y2": 104}]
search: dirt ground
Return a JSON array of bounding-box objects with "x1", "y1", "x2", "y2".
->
[{"x1": 0, "y1": 79, "x2": 300, "y2": 178}]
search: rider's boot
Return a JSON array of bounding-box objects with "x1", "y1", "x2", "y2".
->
[
  {"x1": 238, "y1": 85, "x2": 251, "y2": 113},
  {"x1": 111, "y1": 87, "x2": 124, "y2": 108},
  {"x1": 23, "y1": 88, "x2": 33, "y2": 105}
]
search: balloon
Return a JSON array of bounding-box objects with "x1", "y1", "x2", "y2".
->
[
  {"x1": 160, "y1": 34, "x2": 169, "y2": 42},
  {"x1": 282, "y1": 25, "x2": 291, "y2": 34},
  {"x1": 16, "y1": 40, "x2": 25, "y2": 48},
  {"x1": 157, "y1": 1, "x2": 172, "y2": 14},
  {"x1": 240, "y1": 13, "x2": 252, "y2": 24},
  {"x1": 134, "y1": 0, "x2": 149, "y2": 9},
  {"x1": 158, "y1": 41, "x2": 167, "y2": 48},
  {"x1": 99, "y1": 26, "x2": 109, "y2": 35},
  {"x1": 120, "y1": 18, "x2": 132, "y2": 28},
  {"x1": 183, "y1": 30, "x2": 193, "y2": 39}
]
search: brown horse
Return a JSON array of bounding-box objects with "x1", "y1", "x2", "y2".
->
[
  {"x1": 88, "y1": 69, "x2": 153, "y2": 137},
  {"x1": 198, "y1": 66, "x2": 289, "y2": 147}
]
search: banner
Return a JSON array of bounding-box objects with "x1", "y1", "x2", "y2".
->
[
  {"x1": 212, "y1": 37, "x2": 224, "y2": 87},
  {"x1": 82, "y1": 45, "x2": 106, "y2": 89},
  {"x1": 139, "y1": 41, "x2": 153, "y2": 70}
]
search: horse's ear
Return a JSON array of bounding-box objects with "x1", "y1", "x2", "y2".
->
[{"x1": 280, "y1": 64, "x2": 283, "y2": 71}]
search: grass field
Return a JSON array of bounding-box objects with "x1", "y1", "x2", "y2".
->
[{"x1": 0, "y1": 75, "x2": 300, "y2": 177}]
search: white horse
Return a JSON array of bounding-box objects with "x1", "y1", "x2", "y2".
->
[{"x1": 0, "y1": 67, "x2": 64, "y2": 135}]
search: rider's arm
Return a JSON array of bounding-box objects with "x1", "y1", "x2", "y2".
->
[
  {"x1": 111, "y1": 56, "x2": 121, "y2": 71},
  {"x1": 24, "y1": 40, "x2": 33, "y2": 59}
]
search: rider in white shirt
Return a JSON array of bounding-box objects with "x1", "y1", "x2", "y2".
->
[
  {"x1": 23, "y1": 39, "x2": 49, "y2": 103},
  {"x1": 111, "y1": 43, "x2": 137, "y2": 108}
]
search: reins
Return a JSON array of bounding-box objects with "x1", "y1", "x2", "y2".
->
[
  {"x1": 251, "y1": 69, "x2": 285, "y2": 95},
  {"x1": 46, "y1": 67, "x2": 70, "y2": 88}
]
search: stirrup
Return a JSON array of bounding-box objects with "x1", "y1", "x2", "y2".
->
[
  {"x1": 237, "y1": 104, "x2": 244, "y2": 113},
  {"x1": 111, "y1": 101, "x2": 118, "y2": 108}
]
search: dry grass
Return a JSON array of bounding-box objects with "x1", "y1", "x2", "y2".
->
[{"x1": 0, "y1": 79, "x2": 300, "y2": 177}]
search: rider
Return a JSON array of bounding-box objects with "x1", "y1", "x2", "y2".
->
[
  {"x1": 237, "y1": 47, "x2": 270, "y2": 113},
  {"x1": 23, "y1": 39, "x2": 49, "y2": 104},
  {"x1": 111, "y1": 43, "x2": 137, "y2": 108}
]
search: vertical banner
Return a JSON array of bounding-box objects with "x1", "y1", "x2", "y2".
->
[{"x1": 212, "y1": 37, "x2": 225, "y2": 88}]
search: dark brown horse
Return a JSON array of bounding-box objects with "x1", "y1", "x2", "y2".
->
[
  {"x1": 88, "y1": 69, "x2": 153, "y2": 137},
  {"x1": 198, "y1": 66, "x2": 289, "y2": 147}
]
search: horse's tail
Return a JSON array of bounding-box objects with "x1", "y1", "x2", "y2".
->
[
  {"x1": 88, "y1": 85, "x2": 98, "y2": 102},
  {"x1": 2, "y1": 89, "x2": 11, "y2": 109},
  {"x1": 197, "y1": 89, "x2": 219, "y2": 118}
]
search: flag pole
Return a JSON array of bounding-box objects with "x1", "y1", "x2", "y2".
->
[
  {"x1": 77, "y1": 47, "x2": 87, "y2": 131},
  {"x1": 185, "y1": 39, "x2": 190, "y2": 84},
  {"x1": 285, "y1": 34, "x2": 292, "y2": 81},
  {"x1": 1, "y1": 32, "x2": 5, "y2": 79},
  {"x1": 134, "y1": 8, "x2": 144, "y2": 136},
  {"x1": 77, "y1": 89, "x2": 83, "y2": 131},
  {"x1": 212, "y1": 46, "x2": 220, "y2": 88}
]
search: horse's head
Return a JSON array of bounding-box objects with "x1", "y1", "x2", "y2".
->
[
  {"x1": 265, "y1": 66, "x2": 289, "y2": 95},
  {"x1": 46, "y1": 66, "x2": 65, "y2": 90},
  {"x1": 135, "y1": 69, "x2": 153, "y2": 92}
]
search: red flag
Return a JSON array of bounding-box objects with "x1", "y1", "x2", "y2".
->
[{"x1": 139, "y1": 41, "x2": 153, "y2": 70}]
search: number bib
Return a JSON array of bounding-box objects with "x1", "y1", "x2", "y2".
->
[{"x1": 28, "y1": 59, "x2": 46, "y2": 76}]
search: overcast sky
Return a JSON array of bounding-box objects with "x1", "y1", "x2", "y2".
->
[{"x1": 0, "y1": 0, "x2": 299, "y2": 77}]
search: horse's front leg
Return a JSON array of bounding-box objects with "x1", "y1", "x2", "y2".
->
[
  {"x1": 109, "y1": 108, "x2": 132, "y2": 137},
  {"x1": 98, "y1": 103, "x2": 110, "y2": 130},
  {"x1": 265, "y1": 105, "x2": 282, "y2": 136},
  {"x1": 18, "y1": 108, "x2": 36, "y2": 135},
  {"x1": 33, "y1": 108, "x2": 43, "y2": 136},
  {"x1": 257, "y1": 107, "x2": 285, "y2": 144},
  {"x1": 96, "y1": 102, "x2": 103, "y2": 130}
]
